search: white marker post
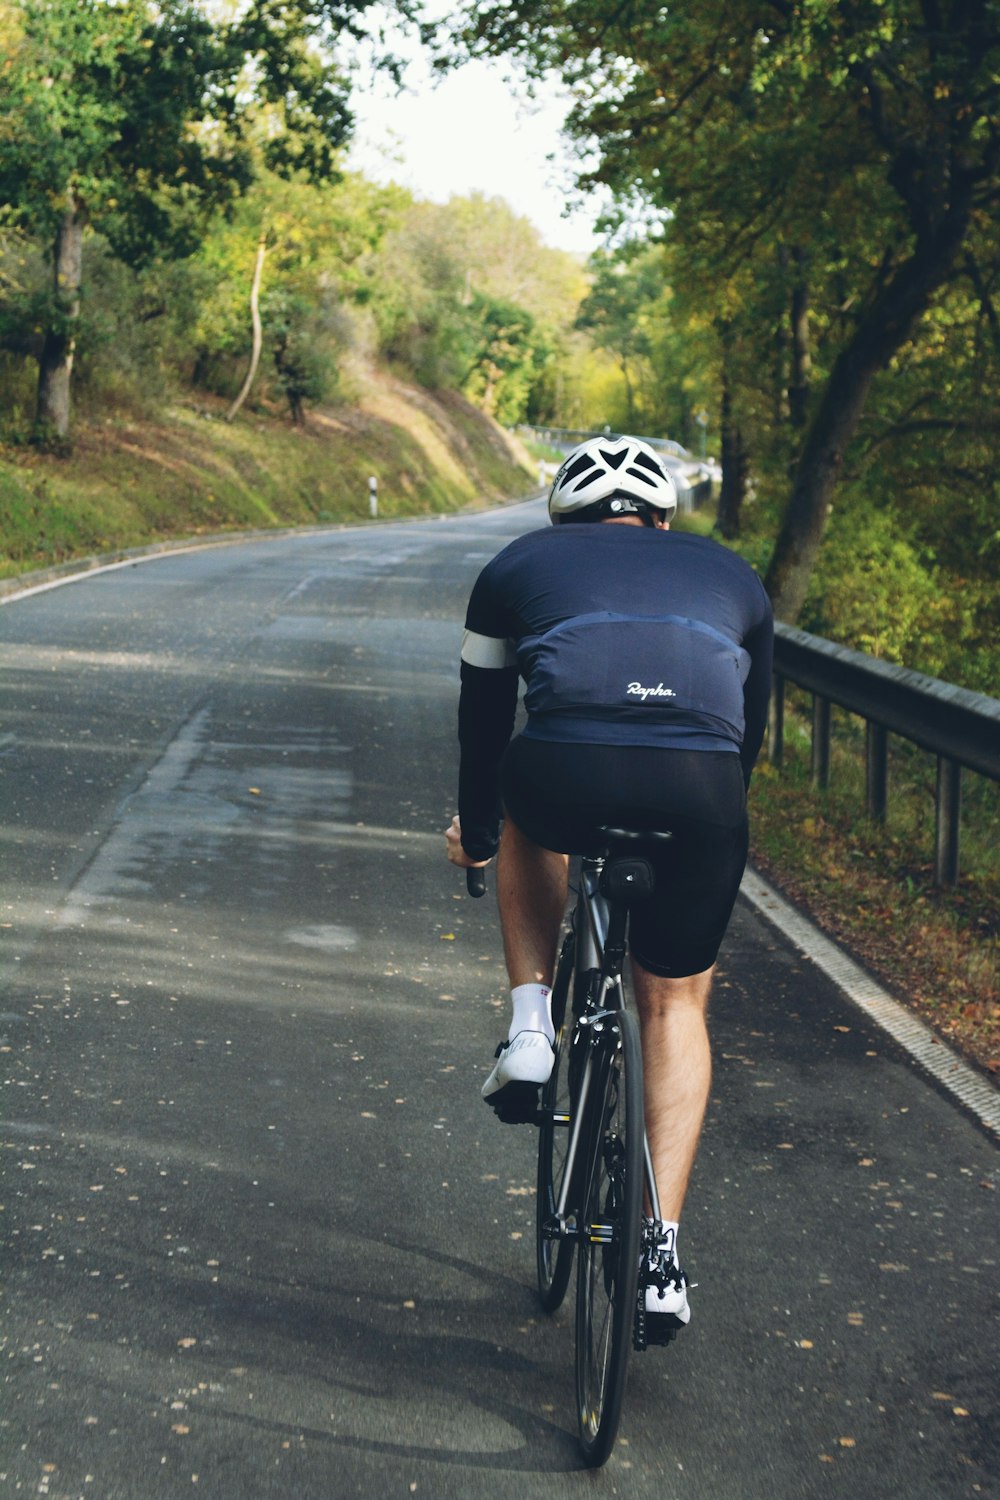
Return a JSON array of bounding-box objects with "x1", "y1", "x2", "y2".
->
[{"x1": 368, "y1": 476, "x2": 378, "y2": 518}]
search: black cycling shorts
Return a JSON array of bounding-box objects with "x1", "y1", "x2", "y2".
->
[{"x1": 500, "y1": 738, "x2": 749, "y2": 979}]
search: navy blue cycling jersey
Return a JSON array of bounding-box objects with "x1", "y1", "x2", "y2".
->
[{"x1": 458, "y1": 522, "x2": 773, "y2": 861}]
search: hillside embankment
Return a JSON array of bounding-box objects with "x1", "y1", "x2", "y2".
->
[{"x1": 0, "y1": 366, "x2": 538, "y2": 586}]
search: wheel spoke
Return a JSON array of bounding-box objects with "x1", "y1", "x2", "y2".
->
[{"x1": 536, "y1": 935, "x2": 578, "y2": 1312}]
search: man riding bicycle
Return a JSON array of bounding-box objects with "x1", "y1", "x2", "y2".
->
[{"x1": 445, "y1": 434, "x2": 773, "y2": 1337}]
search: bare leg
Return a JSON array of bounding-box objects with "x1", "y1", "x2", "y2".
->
[
  {"x1": 631, "y1": 961, "x2": 714, "y2": 1223},
  {"x1": 496, "y1": 816, "x2": 568, "y2": 988}
]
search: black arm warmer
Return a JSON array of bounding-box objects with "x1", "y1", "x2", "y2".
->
[
  {"x1": 457, "y1": 661, "x2": 519, "y2": 861},
  {"x1": 739, "y1": 608, "x2": 775, "y2": 785}
]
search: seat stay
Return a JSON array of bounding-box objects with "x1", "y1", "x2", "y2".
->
[
  {"x1": 643, "y1": 1134, "x2": 663, "y2": 1226},
  {"x1": 552, "y1": 1049, "x2": 594, "y2": 1228}
]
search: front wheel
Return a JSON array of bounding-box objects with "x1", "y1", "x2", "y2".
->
[
  {"x1": 574, "y1": 1004, "x2": 644, "y2": 1468},
  {"x1": 536, "y1": 935, "x2": 577, "y2": 1313}
]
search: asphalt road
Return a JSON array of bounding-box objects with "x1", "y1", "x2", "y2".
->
[{"x1": 1, "y1": 502, "x2": 996, "y2": 1499}]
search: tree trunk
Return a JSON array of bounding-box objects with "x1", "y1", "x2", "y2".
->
[
  {"x1": 36, "y1": 196, "x2": 84, "y2": 441},
  {"x1": 716, "y1": 336, "x2": 747, "y2": 538},
  {"x1": 765, "y1": 205, "x2": 975, "y2": 622},
  {"x1": 774, "y1": 246, "x2": 790, "y2": 423},
  {"x1": 788, "y1": 245, "x2": 811, "y2": 428},
  {"x1": 620, "y1": 357, "x2": 635, "y2": 427},
  {"x1": 226, "y1": 232, "x2": 267, "y2": 423}
]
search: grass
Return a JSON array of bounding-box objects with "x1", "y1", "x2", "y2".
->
[{"x1": 748, "y1": 689, "x2": 999, "y2": 1076}]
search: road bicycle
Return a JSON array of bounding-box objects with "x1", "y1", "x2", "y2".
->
[{"x1": 468, "y1": 826, "x2": 674, "y2": 1467}]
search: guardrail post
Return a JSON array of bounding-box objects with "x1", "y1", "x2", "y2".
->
[
  {"x1": 812, "y1": 695, "x2": 831, "y2": 789},
  {"x1": 866, "y1": 721, "x2": 888, "y2": 822},
  {"x1": 934, "y1": 757, "x2": 962, "y2": 886},
  {"x1": 769, "y1": 675, "x2": 785, "y2": 767}
]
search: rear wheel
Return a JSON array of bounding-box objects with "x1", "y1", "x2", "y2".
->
[
  {"x1": 574, "y1": 1004, "x2": 644, "y2": 1468},
  {"x1": 536, "y1": 935, "x2": 577, "y2": 1313}
]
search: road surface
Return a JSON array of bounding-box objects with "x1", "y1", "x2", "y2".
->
[{"x1": 1, "y1": 502, "x2": 996, "y2": 1498}]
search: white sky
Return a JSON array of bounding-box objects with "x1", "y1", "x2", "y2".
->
[{"x1": 346, "y1": 36, "x2": 608, "y2": 257}]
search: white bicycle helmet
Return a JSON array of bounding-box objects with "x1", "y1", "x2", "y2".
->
[{"x1": 548, "y1": 434, "x2": 678, "y2": 524}]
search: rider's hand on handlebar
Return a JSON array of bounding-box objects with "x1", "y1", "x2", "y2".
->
[{"x1": 444, "y1": 814, "x2": 490, "y2": 871}]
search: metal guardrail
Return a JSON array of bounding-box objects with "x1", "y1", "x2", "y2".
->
[
  {"x1": 769, "y1": 622, "x2": 1000, "y2": 885},
  {"x1": 517, "y1": 424, "x2": 691, "y2": 460}
]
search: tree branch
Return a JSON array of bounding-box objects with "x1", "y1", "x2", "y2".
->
[{"x1": 962, "y1": 250, "x2": 1000, "y2": 355}]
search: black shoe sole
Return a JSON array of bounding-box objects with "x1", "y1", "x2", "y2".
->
[
  {"x1": 484, "y1": 1080, "x2": 542, "y2": 1124},
  {"x1": 643, "y1": 1310, "x2": 686, "y2": 1345}
]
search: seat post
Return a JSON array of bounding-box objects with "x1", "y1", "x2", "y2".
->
[{"x1": 603, "y1": 902, "x2": 629, "y2": 979}]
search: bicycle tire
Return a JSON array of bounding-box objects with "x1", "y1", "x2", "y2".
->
[
  {"x1": 574, "y1": 1004, "x2": 644, "y2": 1468},
  {"x1": 536, "y1": 934, "x2": 577, "y2": 1312}
]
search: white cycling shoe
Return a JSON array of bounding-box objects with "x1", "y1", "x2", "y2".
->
[
  {"x1": 644, "y1": 1264, "x2": 692, "y2": 1324},
  {"x1": 482, "y1": 1030, "x2": 554, "y2": 1120},
  {"x1": 643, "y1": 1222, "x2": 692, "y2": 1338}
]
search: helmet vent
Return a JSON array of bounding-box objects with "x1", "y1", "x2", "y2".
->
[
  {"x1": 632, "y1": 450, "x2": 663, "y2": 475},
  {"x1": 599, "y1": 447, "x2": 628, "y2": 470},
  {"x1": 561, "y1": 453, "x2": 597, "y2": 485}
]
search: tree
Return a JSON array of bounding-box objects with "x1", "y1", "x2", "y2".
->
[
  {"x1": 460, "y1": 0, "x2": 1000, "y2": 621},
  {"x1": 574, "y1": 249, "x2": 658, "y2": 427},
  {"x1": 0, "y1": 0, "x2": 361, "y2": 441},
  {"x1": 367, "y1": 193, "x2": 586, "y2": 420},
  {"x1": 184, "y1": 167, "x2": 402, "y2": 419}
]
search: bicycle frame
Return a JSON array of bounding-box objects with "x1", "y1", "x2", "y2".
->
[{"x1": 545, "y1": 855, "x2": 663, "y2": 1241}]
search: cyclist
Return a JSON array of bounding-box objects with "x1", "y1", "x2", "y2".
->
[{"x1": 445, "y1": 433, "x2": 773, "y2": 1338}]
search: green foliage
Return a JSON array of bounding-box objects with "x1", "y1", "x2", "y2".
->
[
  {"x1": 367, "y1": 194, "x2": 586, "y2": 423},
  {"x1": 461, "y1": 293, "x2": 552, "y2": 425},
  {"x1": 182, "y1": 168, "x2": 401, "y2": 416},
  {"x1": 0, "y1": 0, "x2": 379, "y2": 437},
  {"x1": 803, "y1": 507, "x2": 941, "y2": 664},
  {"x1": 270, "y1": 291, "x2": 339, "y2": 421},
  {"x1": 0, "y1": 0, "x2": 250, "y2": 257}
]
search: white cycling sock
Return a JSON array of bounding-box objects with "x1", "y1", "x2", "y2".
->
[{"x1": 509, "y1": 983, "x2": 554, "y2": 1043}]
